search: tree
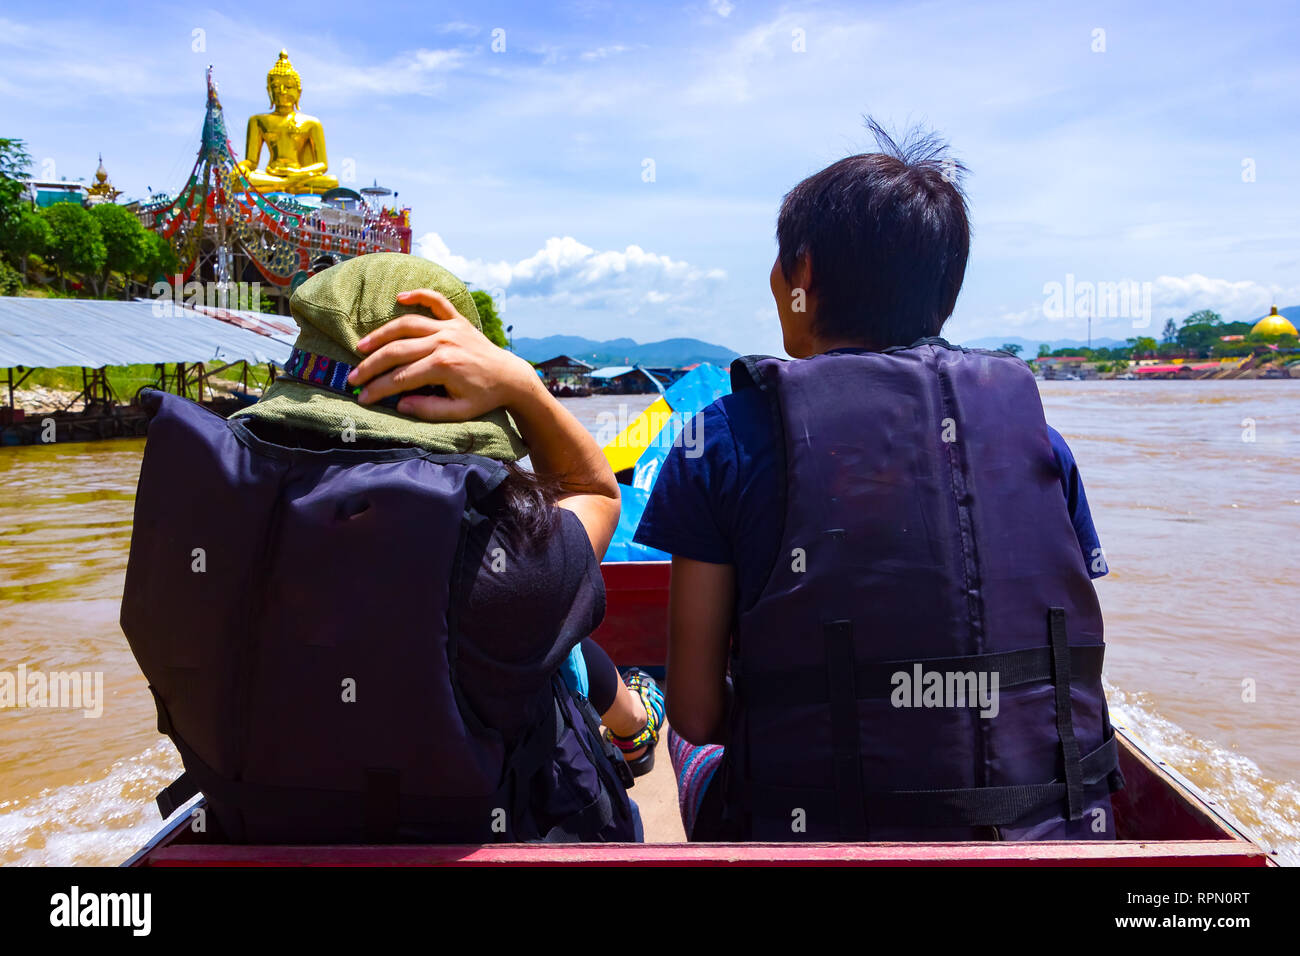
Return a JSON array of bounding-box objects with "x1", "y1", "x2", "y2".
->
[
  {"x1": 137, "y1": 230, "x2": 179, "y2": 286},
  {"x1": 1161, "y1": 318, "x2": 1178, "y2": 343},
  {"x1": 6, "y1": 208, "x2": 51, "y2": 278},
  {"x1": 470, "y1": 289, "x2": 509, "y2": 349},
  {"x1": 1037, "y1": 343, "x2": 1051, "y2": 358},
  {"x1": 89, "y1": 202, "x2": 148, "y2": 296},
  {"x1": 0, "y1": 138, "x2": 33, "y2": 254},
  {"x1": 1126, "y1": 336, "x2": 1158, "y2": 356},
  {"x1": 1174, "y1": 310, "x2": 1229, "y2": 355},
  {"x1": 0, "y1": 260, "x2": 21, "y2": 296},
  {"x1": 41, "y1": 203, "x2": 105, "y2": 291},
  {"x1": 999, "y1": 342, "x2": 1023, "y2": 356}
]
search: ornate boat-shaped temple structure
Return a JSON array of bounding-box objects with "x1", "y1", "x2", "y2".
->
[{"x1": 136, "y1": 55, "x2": 411, "y2": 312}]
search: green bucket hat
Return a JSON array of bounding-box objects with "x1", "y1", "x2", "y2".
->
[{"x1": 231, "y1": 252, "x2": 527, "y2": 460}]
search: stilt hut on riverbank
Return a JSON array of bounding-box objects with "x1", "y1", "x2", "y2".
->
[{"x1": 0, "y1": 296, "x2": 292, "y2": 445}]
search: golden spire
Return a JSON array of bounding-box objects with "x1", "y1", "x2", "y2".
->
[{"x1": 86, "y1": 153, "x2": 120, "y2": 203}]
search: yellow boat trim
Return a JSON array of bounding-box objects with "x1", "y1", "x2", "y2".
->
[{"x1": 602, "y1": 396, "x2": 674, "y2": 473}]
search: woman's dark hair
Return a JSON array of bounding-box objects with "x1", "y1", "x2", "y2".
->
[
  {"x1": 492, "y1": 461, "x2": 563, "y2": 546},
  {"x1": 776, "y1": 117, "x2": 971, "y2": 349}
]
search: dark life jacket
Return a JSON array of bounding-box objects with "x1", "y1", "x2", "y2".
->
[
  {"x1": 121, "y1": 389, "x2": 636, "y2": 844},
  {"x1": 720, "y1": 340, "x2": 1123, "y2": 842}
]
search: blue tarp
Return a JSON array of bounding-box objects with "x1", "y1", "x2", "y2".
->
[{"x1": 602, "y1": 362, "x2": 732, "y2": 562}]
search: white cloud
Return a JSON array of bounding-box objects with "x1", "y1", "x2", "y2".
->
[
  {"x1": 710, "y1": 0, "x2": 736, "y2": 17},
  {"x1": 682, "y1": 12, "x2": 881, "y2": 106},
  {"x1": 955, "y1": 274, "x2": 1300, "y2": 343},
  {"x1": 313, "y1": 48, "x2": 469, "y2": 97},
  {"x1": 580, "y1": 45, "x2": 632, "y2": 61},
  {"x1": 415, "y1": 233, "x2": 726, "y2": 313},
  {"x1": 1150, "y1": 274, "x2": 1299, "y2": 323},
  {"x1": 437, "y1": 21, "x2": 480, "y2": 36}
]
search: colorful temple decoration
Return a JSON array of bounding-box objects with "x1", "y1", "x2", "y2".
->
[{"x1": 137, "y1": 66, "x2": 411, "y2": 295}]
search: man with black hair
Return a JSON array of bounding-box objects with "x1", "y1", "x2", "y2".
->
[{"x1": 635, "y1": 121, "x2": 1119, "y2": 843}]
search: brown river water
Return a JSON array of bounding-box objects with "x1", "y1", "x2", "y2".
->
[{"x1": 0, "y1": 382, "x2": 1297, "y2": 865}]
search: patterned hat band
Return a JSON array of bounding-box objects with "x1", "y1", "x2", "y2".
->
[{"x1": 279, "y1": 346, "x2": 444, "y2": 410}]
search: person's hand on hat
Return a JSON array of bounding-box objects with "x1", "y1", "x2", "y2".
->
[
  {"x1": 349, "y1": 285, "x2": 621, "y2": 557},
  {"x1": 349, "y1": 288, "x2": 538, "y2": 422}
]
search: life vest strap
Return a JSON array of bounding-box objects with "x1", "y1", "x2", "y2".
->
[
  {"x1": 741, "y1": 732, "x2": 1120, "y2": 830},
  {"x1": 739, "y1": 642, "x2": 1106, "y2": 708},
  {"x1": 155, "y1": 771, "x2": 198, "y2": 820},
  {"x1": 1048, "y1": 607, "x2": 1085, "y2": 820}
]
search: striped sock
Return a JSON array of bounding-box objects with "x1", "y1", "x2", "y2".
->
[{"x1": 667, "y1": 727, "x2": 725, "y2": 840}]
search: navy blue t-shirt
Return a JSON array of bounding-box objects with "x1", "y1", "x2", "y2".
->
[{"x1": 634, "y1": 383, "x2": 1106, "y2": 613}]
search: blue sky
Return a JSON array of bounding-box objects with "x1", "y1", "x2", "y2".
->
[{"x1": 2, "y1": 0, "x2": 1297, "y2": 355}]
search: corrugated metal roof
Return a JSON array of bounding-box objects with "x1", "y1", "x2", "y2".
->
[
  {"x1": 0, "y1": 297, "x2": 294, "y2": 368},
  {"x1": 186, "y1": 304, "x2": 299, "y2": 347},
  {"x1": 535, "y1": 354, "x2": 594, "y2": 369},
  {"x1": 589, "y1": 366, "x2": 636, "y2": 378}
]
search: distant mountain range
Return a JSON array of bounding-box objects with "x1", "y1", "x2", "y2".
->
[
  {"x1": 513, "y1": 335, "x2": 740, "y2": 368},
  {"x1": 514, "y1": 307, "x2": 1299, "y2": 368},
  {"x1": 516, "y1": 333, "x2": 1131, "y2": 367}
]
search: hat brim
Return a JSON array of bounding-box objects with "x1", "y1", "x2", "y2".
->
[{"x1": 230, "y1": 377, "x2": 528, "y2": 461}]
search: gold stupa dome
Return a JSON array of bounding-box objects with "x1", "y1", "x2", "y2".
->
[
  {"x1": 94, "y1": 155, "x2": 108, "y2": 184},
  {"x1": 1251, "y1": 305, "x2": 1298, "y2": 338}
]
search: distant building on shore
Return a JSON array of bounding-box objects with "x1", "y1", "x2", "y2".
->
[
  {"x1": 535, "y1": 355, "x2": 594, "y2": 382},
  {"x1": 589, "y1": 366, "x2": 666, "y2": 394},
  {"x1": 1032, "y1": 355, "x2": 1097, "y2": 380},
  {"x1": 24, "y1": 178, "x2": 86, "y2": 208}
]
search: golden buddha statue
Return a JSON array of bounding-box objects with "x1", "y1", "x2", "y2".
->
[{"x1": 237, "y1": 50, "x2": 338, "y2": 195}]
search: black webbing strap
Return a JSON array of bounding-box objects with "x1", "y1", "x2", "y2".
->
[
  {"x1": 1049, "y1": 607, "x2": 1085, "y2": 821},
  {"x1": 825, "y1": 620, "x2": 867, "y2": 839},
  {"x1": 743, "y1": 732, "x2": 1119, "y2": 829},
  {"x1": 363, "y1": 769, "x2": 401, "y2": 842},
  {"x1": 741, "y1": 643, "x2": 1106, "y2": 708},
  {"x1": 155, "y1": 771, "x2": 197, "y2": 820}
]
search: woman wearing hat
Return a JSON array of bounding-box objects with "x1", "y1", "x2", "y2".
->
[
  {"x1": 124, "y1": 253, "x2": 662, "y2": 843},
  {"x1": 343, "y1": 271, "x2": 667, "y2": 779}
]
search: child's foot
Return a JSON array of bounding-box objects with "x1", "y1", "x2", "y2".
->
[{"x1": 605, "y1": 669, "x2": 665, "y2": 777}]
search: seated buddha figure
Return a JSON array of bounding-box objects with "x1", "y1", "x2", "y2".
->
[{"x1": 237, "y1": 50, "x2": 338, "y2": 195}]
